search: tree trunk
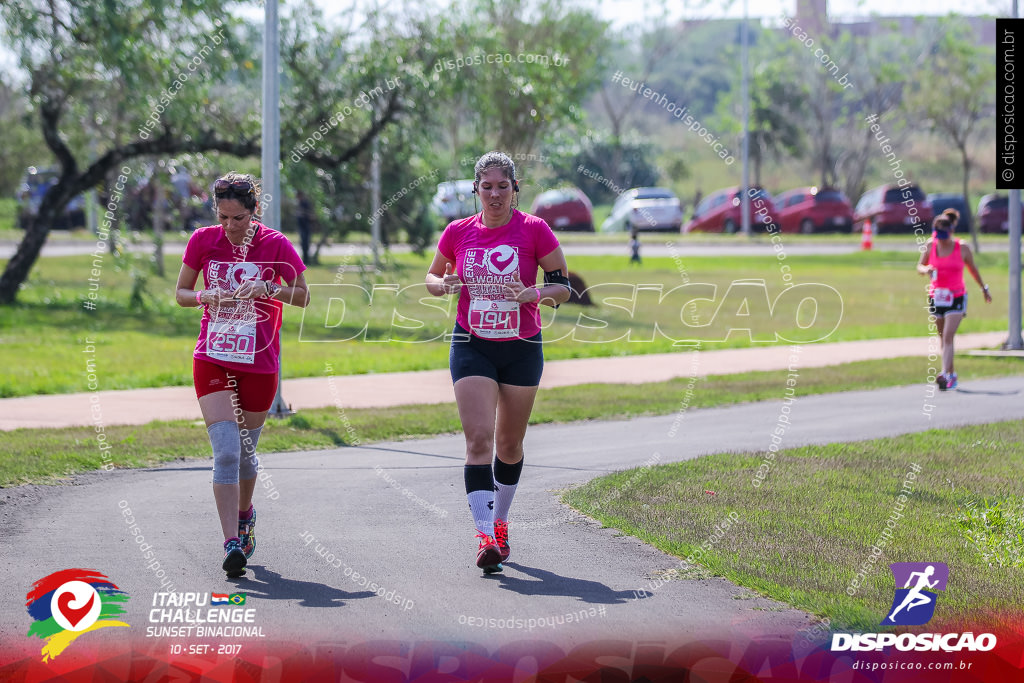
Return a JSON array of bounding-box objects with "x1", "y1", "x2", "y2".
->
[
  {"x1": 152, "y1": 179, "x2": 166, "y2": 278},
  {"x1": 0, "y1": 209, "x2": 53, "y2": 304},
  {"x1": 0, "y1": 131, "x2": 260, "y2": 304},
  {"x1": 753, "y1": 136, "x2": 763, "y2": 188},
  {"x1": 960, "y1": 145, "x2": 978, "y2": 254}
]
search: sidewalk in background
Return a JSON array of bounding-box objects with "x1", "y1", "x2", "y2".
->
[{"x1": 0, "y1": 332, "x2": 1009, "y2": 431}]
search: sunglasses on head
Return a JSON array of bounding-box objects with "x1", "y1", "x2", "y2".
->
[{"x1": 214, "y1": 179, "x2": 255, "y2": 197}]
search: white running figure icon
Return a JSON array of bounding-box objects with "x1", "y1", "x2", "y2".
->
[{"x1": 886, "y1": 565, "x2": 939, "y2": 623}]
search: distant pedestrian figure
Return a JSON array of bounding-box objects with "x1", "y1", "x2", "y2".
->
[
  {"x1": 295, "y1": 190, "x2": 313, "y2": 264},
  {"x1": 629, "y1": 229, "x2": 641, "y2": 265}
]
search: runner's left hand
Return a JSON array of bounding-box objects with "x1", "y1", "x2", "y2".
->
[
  {"x1": 504, "y1": 273, "x2": 538, "y2": 303},
  {"x1": 232, "y1": 279, "x2": 268, "y2": 300}
]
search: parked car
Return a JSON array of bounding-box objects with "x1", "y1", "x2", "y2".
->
[
  {"x1": 976, "y1": 193, "x2": 1013, "y2": 233},
  {"x1": 16, "y1": 167, "x2": 86, "y2": 230},
  {"x1": 684, "y1": 186, "x2": 776, "y2": 234},
  {"x1": 530, "y1": 187, "x2": 594, "y2": 232},
  {"x1": 601, "y1": 187, "x2": 683, "y2": 233},
  {"x1": 853, "y1": 184, "x2": 933, "y2": 234},
  {"x1": 927, "y1": 193, "x2": 972, "y2": 233},
  {"x1": 774, "y1": 186, "x2": 853, "y2": 234},
  {"x1": 431, "y1": 180, "x2": 477, "y2": 223}
]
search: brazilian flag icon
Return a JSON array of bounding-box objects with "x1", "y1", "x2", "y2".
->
[{"x1": 228, "y1": 593, "x2": 246, "y2": 606}]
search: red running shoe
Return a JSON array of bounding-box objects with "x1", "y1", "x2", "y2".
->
[
  {"x1": 475, "y1": 532, "x2": 502, "y2": 572},
  {"x1": 493, "y1": 519, "x2": 511, "y2": 562}
]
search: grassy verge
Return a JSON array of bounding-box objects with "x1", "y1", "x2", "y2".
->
[
  {"x1": 0, "y1": 250, "x2": 1012, "y2": 397},
  {"x1": 562, "y1": 421, "x2": 1024, "y2": 632},
  {"x1": 2, "y1": 354, "x2": 1021, "y2": 487},
  {"x1": 0, "y1": 199, "x2": 17, "y2": 233}
]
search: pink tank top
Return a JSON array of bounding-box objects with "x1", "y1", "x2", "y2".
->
[{"x1": 929, "y1": 240, "x2": 965, "y2": 297}]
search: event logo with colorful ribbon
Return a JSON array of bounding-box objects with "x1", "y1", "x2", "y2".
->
[{"x1": 25, "y1": 569, "x2": 130, "y2": 661}]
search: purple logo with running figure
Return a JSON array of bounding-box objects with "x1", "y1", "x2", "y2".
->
[{"x1": 883, "y1": 562, "x2": 949, "y2": 626}]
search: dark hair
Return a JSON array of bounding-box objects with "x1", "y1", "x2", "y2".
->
[
  {"x1": 474, "y1": 151, "x2": 516, "y2": 184},
  {"x1": 213, "y1": 172, "x2": 260, "y2": 213},
  {"x1": 933, "y1": 216, "x2": 951, "y2": 231},
  {"x1": 942, "y1": 208, "x2": 960, "y2": 223}
]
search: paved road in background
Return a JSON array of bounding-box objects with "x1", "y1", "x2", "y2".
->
[
  {"x1": 2, "y1": 377, "x2": 1021, "y2": 655},
  {"x1": 4, "y1": 237, "x2": 1010, "y2": 260}
]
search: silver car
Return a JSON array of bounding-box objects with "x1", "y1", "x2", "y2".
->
[
  {"x1": 601, "y1": 187, "x2": 683, "y2": 233},
  {"x1": 431, "y1": 180, "x2": 478, "y2": 223}
]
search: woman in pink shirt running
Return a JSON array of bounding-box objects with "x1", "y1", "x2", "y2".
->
[
  {"x1": 425, "y1": 151, "x2": 571, "y2": 573},
  {"x1": 916, "y1": 211, "x2": 991, "y2": 390},
  {"x1": 174, "y1": 172, "x2": 310, "y2": 577}
]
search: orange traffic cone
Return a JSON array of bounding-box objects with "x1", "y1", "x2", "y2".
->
[{"x1": 860, "y1": 219, "x2": 873, "y2": 251}]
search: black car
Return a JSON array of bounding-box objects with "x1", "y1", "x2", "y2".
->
[
  {"x1": 927, "y1": 193, "x2": 972, "y2": 233},
  {"x1": 16, "y1": 167, "x2": 86, "y2": 230}
]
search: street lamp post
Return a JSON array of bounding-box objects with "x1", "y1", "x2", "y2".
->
[{"x1": 263, "y1": 0, "x2": 293, "y2": 416}]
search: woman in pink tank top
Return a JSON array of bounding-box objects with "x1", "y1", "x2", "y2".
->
[{"x1": 916, "y1": 211, "x2": 991, "y2": 390}]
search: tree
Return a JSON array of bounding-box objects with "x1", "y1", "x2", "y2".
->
[
  {"x1": 714, "y1": 32, "x2": 805, "y2": 187},
  {"x1": 831, "y1": 29, "x2": 911, "y2": 203},
  {"x1": 908, "y1": 19, "x2": 995, "y2": 252},
  {"x1": 544, "y1": 129, "x2": 661, "y2": 204},
  {"x1": 0, "y1": 0, "x2": 261, "y2": 305},
  {"x1": 428, "y1": 0, "x2": 608, "y2": 164},
  {"x1": 278, "y1": 1, "x2": 451, "y2": 255},
  {"x1": 0, "y1": 76, "x2": 49, "y2": 197}
]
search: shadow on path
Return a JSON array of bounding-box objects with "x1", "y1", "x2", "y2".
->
[
  {"x1": 225, "y1": 566, "x2": 377, "y2": 607},
  {"x1": 491, "y1": 563, "x2": 636, "y2": 605}
]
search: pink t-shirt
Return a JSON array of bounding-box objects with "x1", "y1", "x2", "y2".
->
[
  {"x1": 438, "y1": 210, "x2": 561, "y2": 340},
  {"x1": 928, "y1": 239, "x2": 965, "y2": 297},
  {"x1": 183, "y1": 222, "x2": 306, "y2": 374}
]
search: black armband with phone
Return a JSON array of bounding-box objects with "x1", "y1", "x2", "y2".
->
[{"x1": 543, "y1": 269, "x2": 572, "y2": 308}]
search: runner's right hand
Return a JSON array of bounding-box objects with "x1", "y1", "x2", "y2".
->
[{"x1": 441, "y1": 262, "x2": 461, "y2": 294}]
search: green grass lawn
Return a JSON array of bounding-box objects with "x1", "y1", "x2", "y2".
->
[
  {"x1": 1, "y1": 354, "x2": 1020, "y2": 487},
  {"x1": 0, "y1": 248, "x2": 1011, "y2": 397},
  {"x1": 0, "y1": 198, "x2": 17, "y2": 233},
  {"x1": 563, "y1": 421, "x2": 1024, "y2": 632}
]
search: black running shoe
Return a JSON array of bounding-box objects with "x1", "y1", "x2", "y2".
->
[{"x1": 223, "y1": 537, "x2": 247, "y2": 576}]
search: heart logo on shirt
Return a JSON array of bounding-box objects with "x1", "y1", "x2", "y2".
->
[{"x1": 485, "y1": 245, "x2": 519, "y2": 276}]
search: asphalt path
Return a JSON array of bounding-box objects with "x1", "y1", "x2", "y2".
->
[
  {"x1": 2, "y1": 377, "x2": 1022, "y2": 659},
  {"x1": 2, "y1": 236, "x2": 1002, "y2": 260}
]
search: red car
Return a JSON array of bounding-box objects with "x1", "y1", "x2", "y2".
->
[
  {"x1": 684, "y1": 186, "x2": 776, "y2": 234},
  {"x1": 976, "y1": 194, "x2": 1014, "y2": 233},
  {"x1": 774, "y1": 186, "x2": 853, "y2": 234},
  {"x1": 853, "y1": 184, "x2": 933, "y2": 234},
  {"x1": 531, "y1": 187, "x2": 594, "y2": 232}
]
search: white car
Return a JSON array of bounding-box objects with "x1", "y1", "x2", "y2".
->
[
  {"x1": 431, "y1": 180, "x2": 478, "y2": 223},
  {"x1": 601, "y1": 187, "x2": 683, "y2": 233}
]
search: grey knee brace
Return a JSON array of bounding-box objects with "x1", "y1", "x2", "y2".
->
[
  {"x1": 209, "y1": 420, "x2": 241, "y2": 484},
  {"x1": 239, "y1": 425, "x2": 263, "y2": 481}
]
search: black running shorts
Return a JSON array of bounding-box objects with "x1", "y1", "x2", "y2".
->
[
  {"x1": 449, "y1": 323, "x2": 544, "y2": 387},
  {"x1": 928, "y1": 293, "x2": 966, "y2": 318}
]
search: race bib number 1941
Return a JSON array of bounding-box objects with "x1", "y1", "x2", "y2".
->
[{"x1": 469, "y1": 299, "x2": 520, "y2": 339}]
